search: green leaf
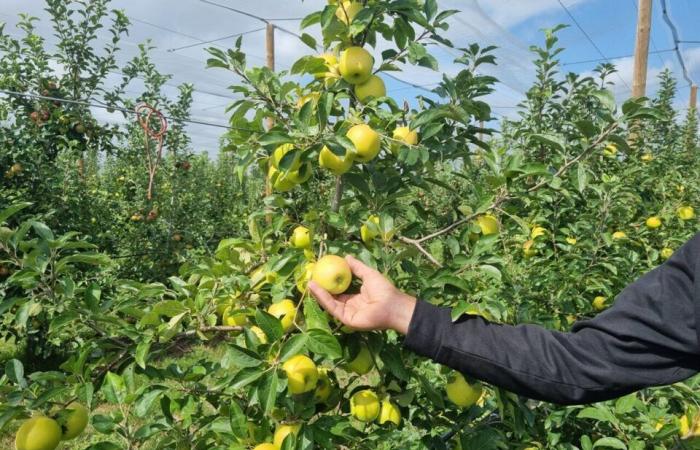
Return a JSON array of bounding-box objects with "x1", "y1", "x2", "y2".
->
[
  {"x1": 592, "y1": 89, "x2": 616, "y2": 112},
  {"x1": 303, "y1": 297, "x2": 332, "y2": 332},
  {"x1": 229, "y1": 367, "x2": 265, "y2": 390},
  {"x1": 577, "y1": 406, "x2": 618, "y2": 424},
  {"x1": 593, "y1": 437, "x2": 627, "y2": 449},
  {"x1": 279, "y1": 334, "x2": 308, "y2": 362},
  {"x1": 530, "y1": 133, "x2": 565, "y2": 152},
  {"x1": 0, "y1": 202, "x2": 31, "y2": 225},
  {"x1": 255, "y1": 309, "x2": 284, "y2": 342},
  {"x1": 30, "y1": 221, "x2": 53, "y2": 240},
  {"x1": 229, "y1": 399, "x2": 248, "y2": 441},
  {"x1": 222, "y1": 344, "x2": 263, "y2": 369},
  {"x1": 134, "y1": 386, "x2": 166, "y2": 418},
  {"x1": 306, "y1": 329, "x2": 342, "y2": 359},
  {"x1": 135, "y1": 339, "x2": 152, "y2": 370},
  {"x1": 259, "y1": 132, "x2": 292, "y2": 146},
  {"x1": 5, "y1": 359, "x2": 26, "y2": 388},
  {"x1": 102, "y1": 372, "x2": 127, "y2": 404},
  {"x1": 257, "y1": 370, "x2": 278, "y2": 415}
]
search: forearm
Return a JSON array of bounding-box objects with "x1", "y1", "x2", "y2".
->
[{"x1": 402, "y1": 234, "x2": 700, "y2": 404}]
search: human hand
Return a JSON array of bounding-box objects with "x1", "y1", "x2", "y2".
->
[{"x1": 308, "y1": 255, "x2": 416, "y2": 334}]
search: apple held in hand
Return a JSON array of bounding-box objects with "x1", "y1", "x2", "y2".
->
[
  {"x1": 319, "y1": 145, "x2": 354, "y2": 175},
  {"x1": 346, "y1": 124, "x2": 380, "y2": 163},
  {"x1": 339, "y1": 46, "x2": 373, "y2": 84},
  {"x1": 354, "y1": 75, "x2": 385, "y2": 102},
  {"x1": 312, "y1": 255, "x2": 352, "y2": 295},
  {"x1": 283, "y1": 354, "x2": 319, "y2": 394}
]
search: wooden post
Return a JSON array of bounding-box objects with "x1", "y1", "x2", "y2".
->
[
  {"x1": 690, "y1": 85, "x2": 698, "y2": 110},
  {"x1": 631, "y1": 0, "x2": 652, "y2": 98},
  {"x1": 264, "y1": 23, "x2": 274, "y2": 221}
]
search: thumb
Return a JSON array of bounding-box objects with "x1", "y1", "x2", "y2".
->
[{"x1": 345, "y1": 255, "x2": 376, "y2": 281}]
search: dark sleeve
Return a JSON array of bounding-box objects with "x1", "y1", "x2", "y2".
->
[{"x1": 404, "y1": 233, "x2": 700, "y2": 405}]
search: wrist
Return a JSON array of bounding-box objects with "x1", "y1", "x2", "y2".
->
[{"x1": 389, "y1": 293, "x2": 417, "y2": 335}]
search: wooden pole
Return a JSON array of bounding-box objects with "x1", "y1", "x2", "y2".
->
[
  {"x1": 264, "y1": 23, "x2": 274, "y2": 221},
  {"x1": 690, "y1": 85, "x2": 698, "y2": 110},
  {"x1": 631, "y1": 0, "x2": 652, "y2": 98}
]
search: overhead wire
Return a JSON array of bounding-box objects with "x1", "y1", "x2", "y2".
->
[
  {"x1": 561, "y1": 48, "x2": 675, "y2": 66},
  {"x1": 167, "y1": 27, "x2": 265, "y2": 52},
  {"x1": 659, "y1": 0, "x2": 696, "y2": 86},
  {"x1": 556, "y1": 0, "x2": 632, "y2": 92}
]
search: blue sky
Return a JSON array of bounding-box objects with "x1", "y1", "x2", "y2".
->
[{"x1": 2, "y1": 0, "x2": 699, "y2": 153}]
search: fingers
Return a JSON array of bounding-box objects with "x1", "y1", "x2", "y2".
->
[
  {"x1": 345, "y1": 255, "x2": 376, "y2": 281},
  {"x1": 308, "y1": 281, "x2": 345, "y2": 320}
]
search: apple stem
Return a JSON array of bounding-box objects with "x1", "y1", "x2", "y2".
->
[{"x1": 331, "y1": 175, "x2": 343, "y2": 213}]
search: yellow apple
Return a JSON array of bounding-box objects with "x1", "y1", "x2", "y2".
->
[
  {"x1": 592, "y1": 296, "x2": 607, "y2": 311},
  {"x1": 346, "y1": 124, "x2": 380, "y2": 163},
  {"x1": 391, "y1": 126, "x2": 419, "y2": 155},
  {"x1": 222, "y1": 306, "x2": 247, "y2": 327},
  {"x1": 530, "y1": 226, "x2": 546, "y2": 239},
  {"x1": 680, "y1": 414, "x2": 691, "y2": 437},
  {"x1": 354, "y1": 75, "x2": 386, "y2": 102},
  {"x1": 522, "y1": 239, "x2": 536, "y2": 258},
  {"x1": 476, "y1": 215, "x2": 499, "y2": 235},
  {"x1": 603, "y1": 143, "x2": 618, "y2": 156},
  {"x1": 253, "y1": 444, "x2": 278, "y2": 450},
  {"x1": 15, "y1": 416, "x2": 62, "y2": 450},
  {"x1": 335, "y1": 1, "x2": 363, "y2": 24},
  {"x1": 661, "y1": 247, "x2": 674, "y2": 260},
  {"x1": 296, "y1": 92, "x2": 320, "y2": 109},
  {"x1": 646, "y1": 216, "x2": 662, "y2": 229},
  {"x1": 283, "y1": 354, "x2": 319, "y2": 394},
  {"x1": 296, "y1": 262, "x2": 315, "y2": 294},
  {"x1": 267, "y1": 299, "x2": 297, "y2": 332},
  {"x1": 641, "y1": 153, "x2": 653, "y2": 161},
  {"x1": 566, "y1": 237, "x2": 577, "y2": 245},
  {"x1": 319, "y1": 145, "x2": 354, "y2": 175},
  {"x1": 273, "y1": 423, "x2": 301, "y2": 448},
  {"x1": 312, "y1": 254, "x2": 352, "y2": 295},
  {"x1": 286, "y1": 162, "x2": 313, "y2": 184},
  {"x1": 314, "y1": 53, "x2": 339, "y2": 81},
  {"x1": 445, "y1": 372, "x2": 483, "y2": 408},
  {"x1": 250, "y1": 326, "x2": 268, "y2": 344},
  {"x1": 612, "y1": 231, "x2": 627, "y2": 240},
  {"x1": 57, "y1": 402, "x2": 89, "y2": 440},
  {"x1": 314, "y1": 368, "x2": 333, "y2": 403},
  {"x1": 378, "y1": 398, "x2": 401, "y2": 426},
  {"x1": 678, "y1": 206, "x2": 695, "y2": 221},
  {"x1": 345, "y1": 343, "x2": 374, "y2": 375},
  {"x1": 272, "y1": 143, "x2": 301, "y2": 170},
  {"x1": 339, "y1": 46, "x2": 373, "y2": 84},
  {"x1": 360, "y1": 215, "x2": 380, "y2": 244},
  {"x1": 290, "y1": 226, "x2": 312, "y2": 249},
  {"x1": 350, "y1": 390, "x2": 380, "y2": 422},
  {"x1": 268, "y1": 165, "x2": 297, "y2": 192}
]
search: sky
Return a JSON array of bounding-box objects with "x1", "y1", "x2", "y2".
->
[{"x1": 1, "y1": 0, "x2": 699, "y2": 156}]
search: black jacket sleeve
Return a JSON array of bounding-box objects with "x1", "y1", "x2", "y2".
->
[{"x1": 404, "y1": 233, "x2": 700, "y2": 405}]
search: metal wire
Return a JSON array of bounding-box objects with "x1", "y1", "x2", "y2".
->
[{"x1": 659, "y1": 0, "x2": 695, "y2": 86}]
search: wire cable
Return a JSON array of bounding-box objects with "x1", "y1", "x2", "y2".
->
[
  {"x1": 660, "y1": 0, "x2": 696, "y2": 86},
  {"x1": 0, "y1": 89, "x2": 249, "y2": 131},
  {"x1": 167, "y1": 27, "x2": 265, "y2": 52},
  {"x1": 561, "y1": 48, "x2": 675, "y2": 66},
  {"x1": 556, "y1": 0, "x2": 632, "y2": 91}
]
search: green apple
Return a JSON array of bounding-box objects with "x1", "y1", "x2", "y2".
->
[
  {"x1": 319, "y1": 145, "x2": 354, "y2": 175},
  {"x1": 57, "y1": 402, "x2": 89, "y2": 440},
  {"x1": 15, "y1": 416, "x2": 62, "y2": 450},
  {"x1": 346, "y1": 342, "x2": 374, "y2": 374},
  {"x1": 354, "y1": 75, "x2": 386, "y2": 102},
  {"x1": 347, "y1": 124, "x2": 381, "y2": 162},
  {"x1": 272, "y1": 143, "x2": 300, "y2": 170},
  {"x1": 339, "y1": 46, "x2": 373, "y2": 84},
  {"x1": 268, "y1": 165, "x2": 297, "y2": 192}
]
